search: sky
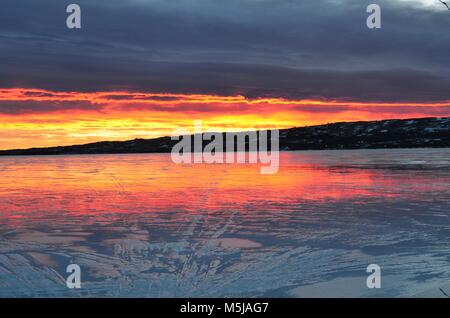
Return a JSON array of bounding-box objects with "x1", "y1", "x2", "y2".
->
[{"x1": 1, "y1": 0, "x2": 450, "y2": 149}]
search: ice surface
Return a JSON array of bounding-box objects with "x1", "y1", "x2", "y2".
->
[{"x1": 0, "y1": 149, "x2": 449, "y2": 297}]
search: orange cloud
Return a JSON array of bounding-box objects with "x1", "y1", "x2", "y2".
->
[{"x1": 0, "y1": 88, "x2": 449, "y2": 150}]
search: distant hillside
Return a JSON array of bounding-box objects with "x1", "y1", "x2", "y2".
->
[{"x1": 0, "y1": 117, "x2": 449, "y2": 156}]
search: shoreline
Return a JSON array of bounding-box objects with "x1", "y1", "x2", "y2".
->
[
  {"x1": 1, "y1": 146, "x2": 450, "y2": 158},
  {"x1": 1, "y1": 116, "x2": 449, "y2": 157}
]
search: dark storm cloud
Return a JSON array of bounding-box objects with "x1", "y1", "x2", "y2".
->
[
  {"x1": 0, "y1": 100, "x2": 104, "y2": 114},
  {"x1": 1, "y1": 0, "x2": 450, "y2": 101}
]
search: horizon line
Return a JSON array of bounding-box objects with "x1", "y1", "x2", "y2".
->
[{"x1": 1, "y1": 115, "x2": 447, "y2": 153}]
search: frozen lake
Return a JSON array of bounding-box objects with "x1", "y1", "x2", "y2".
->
[{"x1": 0, "y1": 149, "x2": 450, "y2": 297}]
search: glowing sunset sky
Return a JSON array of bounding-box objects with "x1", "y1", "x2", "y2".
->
[
  {"x1": 1, "y1": 88, "x2": 449, "y2": 149},
  {"x1": 1, "y1": 0, "x2": 450, "y2": 149}
]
